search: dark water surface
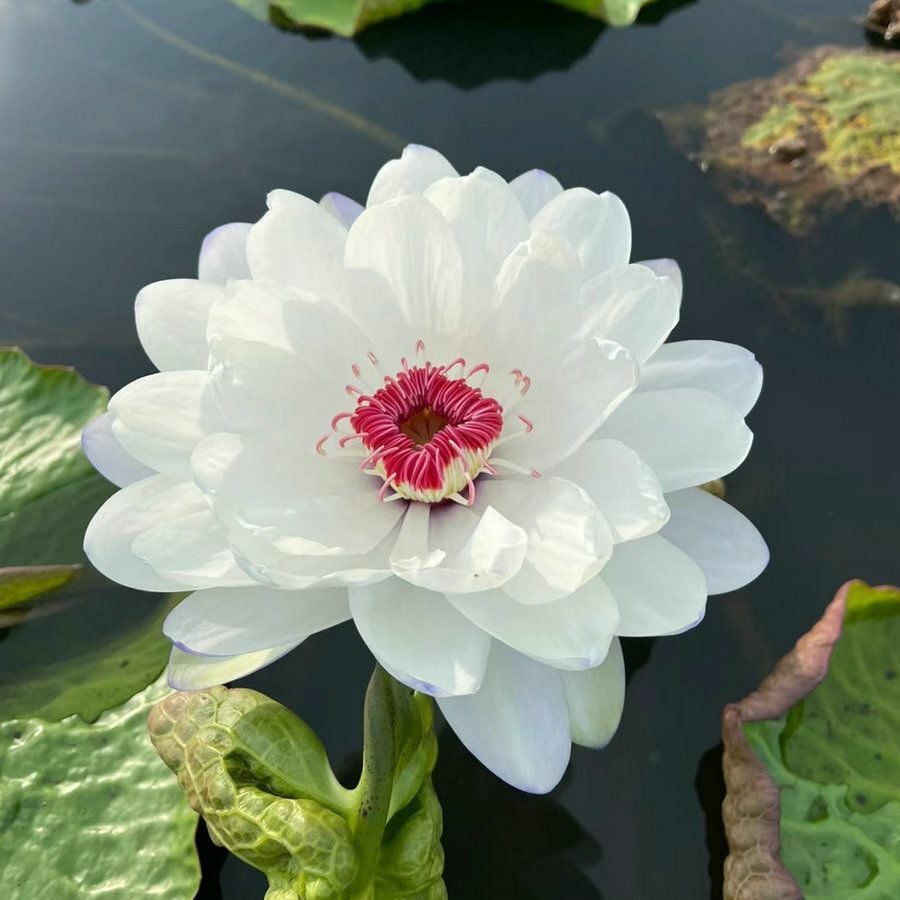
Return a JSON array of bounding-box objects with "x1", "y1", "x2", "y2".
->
[{"x1": 2, "y1": 0, "x2": 898, "y2": 897}]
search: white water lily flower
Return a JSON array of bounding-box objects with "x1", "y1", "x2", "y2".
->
[{"x1": 83, "y1": 145, "x2": 768, "y2": 793}]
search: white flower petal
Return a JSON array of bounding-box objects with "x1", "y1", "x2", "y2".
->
[
  {"x1": 195, "y1": 435, "x2": 405, "y2": 557},
  {"x1": 135, "y1": 279, "x2": 221, "y2": 372},
  {"x1": 549, "y1": 439, "x2": 669, "y2": 543},
  {"x1": 108, "y1": 371, "x2": 222, "y2": 478},
  {"x1": 598, "y1": 388, "x2": 753, "y2": 492},
  {"x1": 319, "y1": 192, "x2": 364, "y2": 229},
  {"x1": 562, "y1": 637, "x2": 625, "y2": 749},
  {"x1": 167, "y1": 641, "x2": 300, "y2": 690},
  {"x1": 130, "y1": 508, "x2": 253, "y2": 588},
  {"x1": 502, "y1": 337, "x2": 637, "y2": 472},
  {"x1": 578, "y1": 262, "x2": 681, "y2": 364},
  {"x1": 366, "y1": 144, "x2": 458, "y2": 206},
  {"x1": 638, "y1": 257, "x2": 683, "y2": 292},
  {"x1": 198, "y1": 222, "x2": 252, "y2": 284},
  {"x1": 424, "y1": 168, "x2": 530, "y2": 307},
  {"x1": 247, "y1": 190, "x2": 347, "y2": 302},
  {"x1": 84, "y1": 475, "x2": 209, "y2": 591},
  {"x1": 530, "y1": 187, "x2": 631, "y2": 279},
  {"x1": 350, "y1": 578, "x2": 491, "y2": 697},
  {"x1": 438, "y1": 642, "x2": 570, "y2": 793},
  {"x1": 475, "y1": 477, "x2": 614, "y2": 605},
  {"x1": 164, "y1": 585, "x2": 351, "y2": 656},
  {"x1": 344, "y1": 195, "x2": 465, "y2": 339},
  {"x1": 602, "y1": 534, "x2": 707, "y2": 637},
  {"x1": 82, "y1": 412, "x2": 155, "y2": 488},
  {"x1": 389, "y1": 501, "x2": 527, "y2": 594},
  {"x1": 447, "y1": 575, "x2": 618, "y2": 669},
  {"x1": 639, "y1": 340, "x2": 763, "y2": 417},
  {"x1": 661, "y1": 488, "x2": 768, "y2": 595},
  {"x1": 509, "y1": 169, "x2": 564, "y2": 218}
]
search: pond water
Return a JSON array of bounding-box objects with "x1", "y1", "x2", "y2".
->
[{"x1": 2, "y1": 0, "x2": 898, "y2": 897}]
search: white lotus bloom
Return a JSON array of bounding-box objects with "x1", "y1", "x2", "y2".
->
[{"x1": 83, "y1": 145, "x2": 768, "y2": 793}]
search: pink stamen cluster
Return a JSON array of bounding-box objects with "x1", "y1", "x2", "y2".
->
[{"x1": 350, "y1": 362, "x2": 503, "y2": 504}]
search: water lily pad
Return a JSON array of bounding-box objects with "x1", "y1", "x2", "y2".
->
[
  {"x1": 722, "y1": 581, "x2": 900, "y2": 899},
  {"x1": 231, "y1": 0, "x2": 665, "y2": 35},
  {"x1": 0, "y1": 348, "x2": 175, "y2": 722},
  {"x1": 661, "y1": 48, "x2": 900, "y2": 234},
  {"x1": 0, "y1": 675, "x2": 200, "y2": 899}
]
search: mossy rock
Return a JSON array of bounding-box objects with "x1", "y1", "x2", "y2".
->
[{"x1": 661, "y1": 47, "x2": 900, "y2": 234}]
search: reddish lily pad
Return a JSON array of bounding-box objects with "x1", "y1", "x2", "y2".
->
[{"x1": 722, "y1": 580, "x2": 900, "y2": 899}]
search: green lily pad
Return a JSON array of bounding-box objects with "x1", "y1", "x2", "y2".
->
[
  {"x1": 231, "y1": 0, "x2": 662, "y2": 35},
  {"x1": 0, "y1": 675, "x2": 200, "y2": 899},
  {"x1": 722, "y1": 581, "x2": 900, "y2": 899},
  {"x1": 0, "y1": 348, "x2": 176, "y2": 722}
]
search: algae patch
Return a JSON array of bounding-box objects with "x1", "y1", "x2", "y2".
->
[{"x1": 661, "y1": 47, "x2": 900, "y2": 234}]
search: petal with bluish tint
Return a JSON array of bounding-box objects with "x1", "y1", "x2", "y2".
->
[
  {"x1": 82, "y1": 412, "x2": 155, "y2": 487},
  {"x1": 198, "y1": 222, "x2": 252, "y2": 284},
  {"x1": 438, "y1": 642, "x2": 570, "y2": 794},
  {"x1": 661, "y1": 488, "x2": 768, "y2": 594},
  {"x1": 350, "y1": 577, "x2": 491, "y2": 697},
  {"x1": 509, "y1": 169, "x2": 564, "y2": 218}
]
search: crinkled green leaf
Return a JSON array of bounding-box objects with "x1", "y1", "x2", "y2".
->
[
  {"x1": 149, "y1": 672, "x2": 446, "y2": 899},
  {"x1": 0, "y1": 675, "x2": 200, "y2": 899},
  {"x1": 723, "y1": 582, "x2": 900, "y2": 899}
]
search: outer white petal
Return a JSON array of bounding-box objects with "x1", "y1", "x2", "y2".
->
[
  {"x1": 247, "y1": 191, "x2": 347, "y2": 302},
  {"x1": 549, "y1": 439, "x2": 668, "y2": 543},
  {"x1": 135, "y1": 279, "x2": 221, "y2": 372},
  {"x1": 198, "y1": 222, "x2": 252, "y2": 284},
  {"x1": 598, "y1": 388, "x2": 753, "y2": 492},
  {"x1": 167, "y1": 641, "x2": 300, "y2": 690},
  {"x1": 438, "y1": 642, "x2": 570, "y2": 794},
  {"x1": 130, "y1": 509, "x2": 253, "y2": 588},
  {"x1": 350, "y1": 578, "x2": 491, "y2": 698},
  {"x1": 344, "y1": 195, "x2": 465, "y2": 338},
  {"x1": 661, "y1": 488, "x2": 768, "y2": 594},
  {"x1": 84, "y1": 475, "x2": 210, "y2": 591},
  {"x1": 82, "y1": 412, "x2": 155, "y2": 487},
  {"x1": 366, "y1": 144, "x2": 458, "y2": 206},
  {"x1": 562, "y1": 637, "x2": 625, "y2": 749},
  {"x1": 639, "y1": 340, "x2": 763, "y2": 417},
  {"x1": 447, "y1": 575, "x2": 619, "y2": 670},
  {"x1": 509, "y1": 169, "x2": 564, "y2": 218},
  {"x1": 424, "y1": 168, "x2": 529, "y2": 307},
  {"x1": 319, "y1": 192, "x2": 364, "y2": 229},
  {"x1": 475, "y1": 477, "x2": 614, "y2": 605},
  {"x1": 389, "y1": 501, "x2": 527, "y2": 594},
  {"x1": 195, "y1": 435, "x2": 405, "y2": 558},
  {"x1": 164, "y1": 585, "x2": 351, "y2": 656},
  {"x1": 638, "y1": 257, "x2": 683, "y2": 293},
  {"x1": 602, "y1": 534, "x2": 707, "y2": 637},
  {"x1": 501, "y1": 337, "x2": 637, "y2": 472},
  {"x1": 108, "y1": 371, "x2": 222, "y2": 478},
  {"x1": 578, "y1": 262, "x2": 681, "y2": 364},
  {"x1": 530, "y1": 187, "x2": 631, "y2": 279}
]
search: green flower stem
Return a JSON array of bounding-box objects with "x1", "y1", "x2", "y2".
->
[{"x1": 348, "y1": 666, "x2": 403, "y2": 897}]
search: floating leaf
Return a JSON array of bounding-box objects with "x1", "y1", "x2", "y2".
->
[
  {"x1": 229, "y1": 0, "x2": 665, "y2": 35},
  {"x1": 722, "y1": 580, "x2": 900, "y2": 899},
  {"x1": 0, "y1": 675, "x2": 200, "y2": 899},
  {"x1": 149, "y1": 668, "x2": 446, "y2": 898},
  {"x1": 0, "y1": 564, "x2": 78, "y2": 613}
]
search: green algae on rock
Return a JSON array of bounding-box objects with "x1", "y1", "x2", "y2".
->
[
  {"x1": 721, "y1": 581, "x2": 900, "y2": 899},
  {"x1": 661, "y1": 48, "x2": 900, "y2": 234},
  {"x1": 0, "y1": 675, "x2": 200, "y2": 899}
]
